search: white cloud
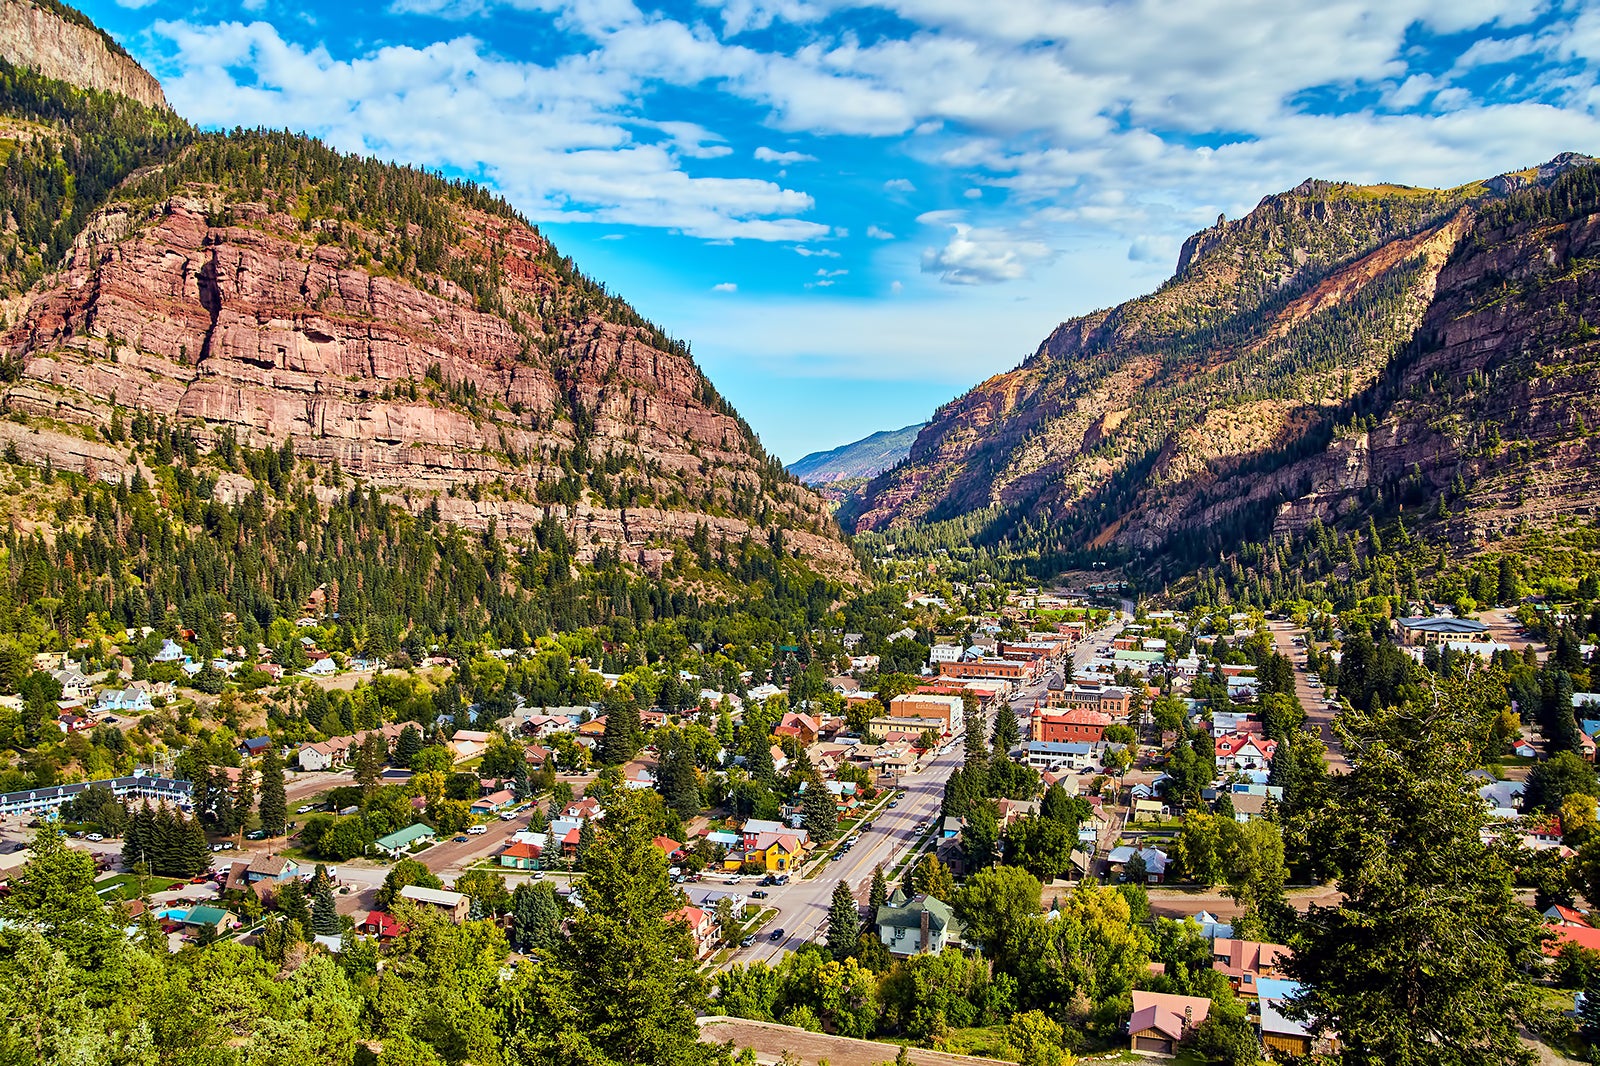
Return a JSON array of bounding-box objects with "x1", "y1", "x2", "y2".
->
[
  {"x1": 884, "y1": 177, "x2": 917, "y2": 192},
  {"x1": 712, "y1": 282, "x2": 739, "y2": 292},
  {"x1": 815, "y1": 268, "x2": 848, "y2": 277},
  {"x1": 867, "y1": 224, "x2": 896, "y2": 239},
  {"x1": 921, "y1": 223, "x2": 1054, "y2": 284},
  {"x1": 755, "y1": 146, "x2": 818, "y2": 163},
  {"x1": 794, "y1": 245, "x2": 841, "y2": 257},
  {"x1": 114, "y1": 0, "x2": 160, "y2": 8},
  {"x1": 150, "y1": 18, "x2": 830, "y2": 242}
]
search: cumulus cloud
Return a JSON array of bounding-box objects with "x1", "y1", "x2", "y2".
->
[
  {"x1": 712, "y1": 282, "x2": 739, "y2": 292},
  {"x1": 884, "y1": 177, "x2": 917, "y2": 192},
  {"x1": 921, "y1": 223, "x2": 1054, "y2": 284},
  {"x1": 867, "y1": 224, "x2": 896, "y2": 239},
  {"x1": 150, "y1": 17, "x2": 829, "y2": 242}
]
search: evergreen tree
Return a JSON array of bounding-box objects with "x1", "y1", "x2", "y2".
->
[
  {"x1": 258, "y1": 746, "x2": 288, "y2": 837},
  {"x1": 576, "y1": 819, "x2": 598, "y2": 866},
  {"x1": 869, "y1": 864, "x2": 889, "y2": 915},
  {"x1": 964, "y1": 713, "x2": 990, "y2": 768},
  {"x1": 353, "y1": 733, "x2": 387, "y2": 798},
  {"x1": 991, "y1": 702, "x2": 1020, "y2": 757},
  {"x1": 801, "y1": 777, "x2": 839, "y2": 842},
  {"x1": 600, "y1": 698, "x2": 643, "y2": 765},
  {"x1": 511, "y1": 880, "x2": 563, "y2": 954},
  {"x1": 395, "y1": 724, "x2": 425, "y2": 764},
  {"x1": 656, "y1": 734, "x2": 702, "y2": 820},
  {"x1": 826, "y1": 881, "x2": 860, "y2": 961},
  {"x1": 310, "y1": 865, "x2": 341, "y2": 936},
  {"x1": 232, "y1": 764, "x2": 255, "y2": 835},
  {"x1": 276, "y1": 876, "x2": 312, "y2": 936}
]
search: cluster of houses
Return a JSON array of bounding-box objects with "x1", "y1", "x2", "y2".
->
[{"x1": 1128, "y1": 935, "x2": 1332, "y2": 1059}]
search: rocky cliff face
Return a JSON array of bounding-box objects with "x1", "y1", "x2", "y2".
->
[
  {"x1": 0, "y1": 0, "x2": 167, "y2": 109},
  {"x1": 0, "y1": 124, "x2": 853, "y2": 573},
  {"x1": 844, "y1": 159, "x2": 1600, "y2": 568}
]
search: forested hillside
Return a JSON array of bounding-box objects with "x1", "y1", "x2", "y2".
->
[
  {"x1": 845, "y1": 158, "x2": 1600, "y2": 581},
  {"x1": 0, "y1": 60, "x2": 854, "y2": 575}
]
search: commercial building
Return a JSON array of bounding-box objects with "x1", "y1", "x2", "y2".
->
[
  {"x1": 0, "y1": 774, "x2": 192, "y2": 817},
  {"x1": 887, "y1": 693, "x2": 965, "y2": 734}
]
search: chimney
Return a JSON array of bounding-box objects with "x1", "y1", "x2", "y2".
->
[
  {"x1": 920, "y1": 907, "x2": 931, "y2": 952},
  {"x1": 1183, "y1": 1006, "x2": 1193, "y2": 1034}
]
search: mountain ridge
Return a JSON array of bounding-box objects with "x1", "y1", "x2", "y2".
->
[
  {"x1": 0, "y1": 9, "x2": 857, "y2": 577},
  {"x1": 786, "y1": 423, "x2": 924, "y2": 485},
  {"x1": 842, "y1": 156, "x2": 1600, "y2": 575}
]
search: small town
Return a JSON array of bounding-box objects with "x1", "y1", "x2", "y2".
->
[{"x1": 5, "y1": 2, "x2": 1600, "y2": 1064}]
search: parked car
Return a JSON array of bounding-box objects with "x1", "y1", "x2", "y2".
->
[
  {"x1": 724, "y1": 875, "x2": 741, "y2": 885},
  {"x1": 768, "y1": 928, "x2": 784, "y2": 941},
  {"x1": 467, "y1": 825, "x2": 488, "y2": 835},
  {"x1": 104, "y1": 716, "x2": 119, "y2": 723},
  {"x1": 210, "y1": 844, "x2": 226, "y2": 852},
  {"x1": 245, "y1": 830, "x2": 266, "y2": 840},
  {"x1": 85, "y1": 833, "x2": 104, "y2": 842},
  {"x1": 750, "y1": 890, "x2": 769, "y2": 899},
  {"x1": 296, "y1": 805, "x2": 315, "y2": 814},
  {"x1": 533, "y1": 870, "x2": 545, "y2": 880},
  {"x1": 452, "y1": 836, "x2": 469, "y2": 843},
  {"x1": 740, "y1": 934, "x2": 756, "y2": 947}
]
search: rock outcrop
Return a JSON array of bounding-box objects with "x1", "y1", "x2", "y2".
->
[
  {"x1": 1, "y1": 161, "x2": 854, "y2": 574},
  {"x1": 0, "y1": 0, "x2": 168, "y2": 109}
]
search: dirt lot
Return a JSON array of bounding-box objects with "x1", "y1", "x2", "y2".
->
[{"x1": 699, "y1": 1018, "x2": 1000, "y2": 1066}]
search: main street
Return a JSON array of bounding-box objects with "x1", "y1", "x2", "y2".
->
[{"x1": 714, "y1": 604, "x2": 1127, "y2": 968}]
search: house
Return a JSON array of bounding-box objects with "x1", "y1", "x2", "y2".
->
[
  {"x1": 450, "y1": 730, "x2": 492, "y2": 761},
  {"x1": 876, "y1": 891, "x2": 954, "y2": 956},
  {"x1": 623, "y1": 767, "x2": 655, "y2": 790},
  {"x1": 1396, "y1": 614, "x2": 1490, "y2": 645},
  {"x1": 1025, "y1": 740, "x2": 1102, "y2": 771},
  {"x1": 398, "y1": 884, "x2": 470, "y2": 923},
  {"x1": 1132, "y1": 798, "x2": 1169, "y2": 822},
  {"x1": 154, "y1": 640, "x2": 186, "y2": 663},
  {"x1": 669, "y1": 905, "x2": 719, "y2": 958},
  {"x1": 1212, "y1": 938, "x2": 1291, "y2": 997},
  {"x1": 238, "y1": 736, "x2": 273, "y2": 758},
  {"x1": 1215, "y1": 733, "x2": 1278, "y2": 771},
  {"x1": 357, "y1": 911, "x2": 405, "y2": 939},
  {"x1": 740, "y1": 819, "x2": 788, "y2": 848},
  {"x1": 748, "y1": 832, "x2": 806, "y2": 873},
  {"x1": 562, "y1": 797, "x2": 605, "y2": 822},
  {"x1": 303, "y1": 657, "x2": 337, "y2": 677},
  {"x1": 774, "y1": 712, "x2": 820, "y2": 745},
  {"x1": 499, "y1": 840, "x2": 544, "y2": 870},
  {"x1": 1545, "y1": 904, "x2": 1591, "y2": 927},
  {"x1": 651, "y1": 836, "x2": 684, "y2": 858},
  {"x1": 52, "y1": 669, "x2": 94, "y2": 701},
  {"x1": 1230, "y1": 792, "x2": 1270, "y2": 822},
  {"x1": 297, "y1": 741, "x2": 345, "y2": 772},
  {"x1": 1108, "y1": 845, "x2": 1168, "y2": 884},
  {"x1": 244, "y1": 854, "x2": 301, "y2": 884},
  {"x1": 56, "y1": 714, "x2": 92, "y2": 734},
  {"x1": 470, "y1": 789, "x2": 516, "y2": 814},
  {"x1": 180, "y1": 905, "x2": 237, "y2": 935},
  {"x1": 96, "y1": 686, "x2": 153, "y2": 714},
  {"x1": 1477, "y1": 779, "x2": 1526, "y2": 818},
  {"x1": 375, "y1": 823, "x2": 437, "y2": 858},
  {"x1": 1128, "y1": 990, "x2": 1211, "y2": 1056},
  {"x1": 1259, "y1": 996, "x2": 1313, "y2": 1059}
]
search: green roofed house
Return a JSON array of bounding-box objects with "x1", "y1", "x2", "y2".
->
[
  {"x1": 876, "y1": 890, "x2": 956, "y2": 957},
  {"x1": 375, "y1": 823, "x2": 437, "y2": 857},
  {"x1": 181, "y1": 905, "x2": 236, "y2": 934}
]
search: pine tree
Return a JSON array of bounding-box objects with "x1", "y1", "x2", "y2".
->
[
  {"x1": 869, "y1": 864, "x2": 889, "y2": 915},
  {"x1": 258, "y1": 747, "x2": 287, "y2": 836},
  {"x1": 232, "y1": 764, "x2": 255, "y2": 836},
  {"x1": 600, "y1": 699, "x2": 643, "y2": 765},
  {"x1": 576, "y1": 819, "x2": 598, "y2": 867},
  {"x1": 826, "y1": 881, "x2": 860, "y2": 961},
  {"x1": 511, "y1": 880, "x2": 562, "y2": 953},
  {"x1": 310, "y1": 864, "x2": 340, "y2": 936},
  {"x1": 395, "y1": 724, "x2": 424, "y2": 764},
  {"x1": 991, "y1": 702, "x2": 1020, "y2": 756},
  {"x1": 180, "y1": 810, "x2": 209, "y2": 877},
  {"x1": 277, "y1": 877, "x2": 311, "y2": 936},
  {"x1": 801, "y1": 777, "x2": 839, "y2": 842}
]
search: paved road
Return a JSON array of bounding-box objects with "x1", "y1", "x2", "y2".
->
[{"x1": 1268, "y1": 620, "x2": 1349, "y2": 773}]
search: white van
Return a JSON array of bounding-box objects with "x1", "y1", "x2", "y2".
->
[{"x1": 467, "y1": 825, "x2": 488, "y2": 835}]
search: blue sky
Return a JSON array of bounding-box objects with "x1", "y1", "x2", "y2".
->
[{"x1": 86, "y1": 0, "x2": 1600, "y2": 461}]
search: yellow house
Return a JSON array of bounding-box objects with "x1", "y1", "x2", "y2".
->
[{"x1": 756, "y1": 833, "x2": 805, "y2": 872}]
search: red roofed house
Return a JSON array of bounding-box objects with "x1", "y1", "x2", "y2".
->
[
  {"x1": 1128, "y1": 990, "x2": 1211, "y2": 1056},
  {"x1": 651, "y1": 836, "x2": 684, "y2": 858},
  {"x1": 669, "y1": 905, "x2": 719, "y2": 958},
  {"x1": 774, "y1": 712, "x2": 820, "y2": 746},
  {"x1": 358, "y1": 911, "x2": 406, "y2": 940},
  {"x1": 1546, "y1": 904, "x2": 1591, "y2": 927},
  {"x1": 499, "y1": 841, "x2": 543, "y2": 870},
  {"x1": 1215, "y1": 733, "x2": 1279, "y2": 771},
  {"x1": 1031, "y1": 707, "x2": 1112, "y2": 744},
  {"x1": 1548, "y1": 921, "x2": 1600, "y2": 956},
  {"x1": 1212, "y1": 938, "x2": 1291, "y2": 998}
]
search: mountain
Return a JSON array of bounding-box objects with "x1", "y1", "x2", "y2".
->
[
  {"x1": 0, "y1": 6, "x2": 855, "y2": 576},
  {"x1": 841, "y1": 157, "x2": 1600, "y2": 573},
  {"x1": 0, "y1": 0, "x2": 167, "y2": 109},
  {"x1": 787, "y1": 424, "x2": 924, "y2": 485}
]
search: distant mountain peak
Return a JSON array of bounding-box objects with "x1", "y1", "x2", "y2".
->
[{"x1": 787, "y1": 424, "x2": 925, "y2": 485}]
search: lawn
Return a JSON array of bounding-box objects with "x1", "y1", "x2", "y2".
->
[{"x1": 94, "y1": 873, "x2": 185, "y2": 900}]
